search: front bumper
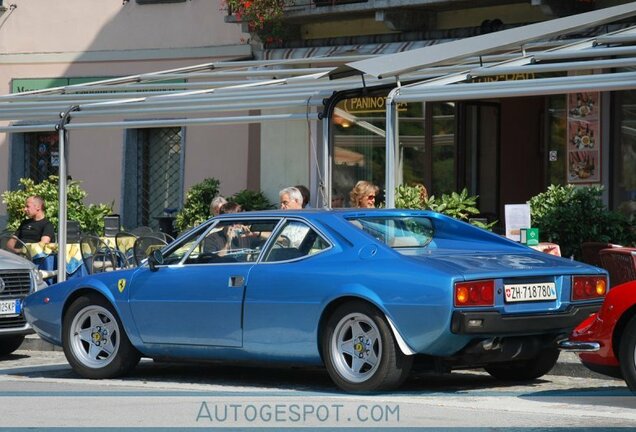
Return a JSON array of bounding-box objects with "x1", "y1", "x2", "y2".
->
[{"x1": 451, "y1": 304, "x2": 600, "y2": 335}]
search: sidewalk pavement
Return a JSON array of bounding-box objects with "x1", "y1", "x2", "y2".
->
[{"x1": 20, "y1": 334, "x2": 617, "y2": 380}]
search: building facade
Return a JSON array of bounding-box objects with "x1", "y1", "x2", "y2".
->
[
  {"x1": 0, "y1": 0, "x2": 257, "y2": 230},
  {"x1": 1, "y1": 0, "x2": 635, "y2": 234}
]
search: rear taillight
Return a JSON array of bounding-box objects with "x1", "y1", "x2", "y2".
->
[
  {"x1": 572, "y1": 276, "x2": 607, "y2": 301},
  {"x1": 454, "y1": 280, "x2": 495, "y2": 307}
]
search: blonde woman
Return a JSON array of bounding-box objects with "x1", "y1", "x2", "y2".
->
[{"x1": 349, "y1": 180, "x2": 379, "y2": 208}]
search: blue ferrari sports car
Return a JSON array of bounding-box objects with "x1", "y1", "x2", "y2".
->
[{"x1": 23, "y1": 209, "x2": 607, "y2": 392}]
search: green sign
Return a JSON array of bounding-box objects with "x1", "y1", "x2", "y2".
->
[
  {"x1": 521, "y1": 228, "x2": 540, "y2": 246},
  {"x1": 11, "y1": 77, "x2": 113, "y2": 93}
]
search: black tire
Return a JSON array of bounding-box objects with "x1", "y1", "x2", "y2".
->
[
  {"x1": 62, "y1": 294, "x2": 140, "y2": 379},
  {"x1": 484, "y1": 348, "x2": 560, "y2": 381},
  {"x1": 322, "y1": 301, "x2": 413, "y2": 393},
  {"x1": 619, "y1": 315, "x2": 636, "y2": 393},
  {"x1": 0, "y1": 335, "x2": 25, "y2": 357}
]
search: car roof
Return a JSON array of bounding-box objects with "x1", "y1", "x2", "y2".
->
[{"x1": 212, "y1": 208, "x2": 437, "y2": 219}]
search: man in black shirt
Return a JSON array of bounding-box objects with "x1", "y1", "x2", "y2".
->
[{"x1": 7, "y1": 195, "x2": 55, "y2": 252}]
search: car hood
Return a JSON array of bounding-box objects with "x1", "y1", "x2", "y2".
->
[
  {"x1": 0, "y1": 248, "x2": 36, "y2": 270},
  {"x1": 405, "y1": 249, "x2": 601, "y2": 279}
]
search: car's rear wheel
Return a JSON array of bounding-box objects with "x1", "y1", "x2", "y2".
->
[
  {"x1": 618, "y1": 315, "x2": 636, "y2": 393},
  {"x1": 484, "y1": 347, "x2": 560, "y2": 381},
  {"x1": 0, "y1": 335, "x2": 25, "y2": 356},
  {"x1": 322, "y1": 301, "x2": 412, "y2": 393},
  {"x1": 62, "y1": 294, "x2": 139, "y2": 379}
]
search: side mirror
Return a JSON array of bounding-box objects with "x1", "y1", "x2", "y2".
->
[{"x1": 148, "y1": 249, "x2": 164, "y2": 272}]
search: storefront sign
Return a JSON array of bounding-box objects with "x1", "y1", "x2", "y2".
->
[
  {"x1": 11, "y1": 77, "x2": 112, "y2": 93},
  {"x1": 473, "y1": 73, "x2": 536, "y2": 83},
  {"x1": 567, "y1": 91, "x2": 601, "y2": 184},
  {"x1": 341, "y1": 96, "x2": 408, "y2": 114}
]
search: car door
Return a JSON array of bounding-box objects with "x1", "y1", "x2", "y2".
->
[{"x1": 128, "y1": 218, "x2": 280, "y2": 347}]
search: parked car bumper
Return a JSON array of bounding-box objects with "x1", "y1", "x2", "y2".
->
[{"x1": 451, "y1": 304, "x2": 600, "y2": 335}]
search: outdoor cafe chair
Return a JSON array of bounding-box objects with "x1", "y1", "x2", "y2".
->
[
  {"x1": 115, "y1": 231, "x2": 138, "y2": 268},
  {"x1": 150, "y1": 231, "x2": 175, "y2": 244},
  {"x1": 133, "y1": 235, "x2": 168, "y2": 266},
  {"x1": 599, "y1": 247, "x2": 636, "y2": 288},
  {"x1": 581, "y1": 242, "x2": 622, "y2": 268},
  {"x1": 79, "y1": 235, "x2": 118, "y2": 274},
  {"x1": 131, "y1": 226, "x2": 153, "y2": 236}
]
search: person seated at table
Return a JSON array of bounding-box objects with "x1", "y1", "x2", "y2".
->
[
  {"x1": 203, "y1": 202, "x2": 250, "y2": 255},
  {"x1": 6, "y1": 195, "x2": 55, "y2": 253},
  {"x1": 349, "y1": 180, "x2": 379, "y2": 208},
  {"x1": 209, "y1": 195, "x2": 228, "y2": 217}
]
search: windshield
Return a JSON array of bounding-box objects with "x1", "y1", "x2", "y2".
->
[{"x1": 347, "y1": 216, "x2": 435, "y2": 248}]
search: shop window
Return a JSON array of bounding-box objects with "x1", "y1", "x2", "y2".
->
[
  {"x1": 547, "y1": 95, "x2": 567, "y2": 186},
  {"x1": 330, "y1": 94, "x2": 428, "y2": 206},
  {"x1": 122, "y1": 128, "x2": 183, "y2": 230},
  {"x1": 11, "y1": 132, "x2": 59, "y2": 185},
  {"x1": 613, "y1": 88, "x2": 636, "y2": 222}
]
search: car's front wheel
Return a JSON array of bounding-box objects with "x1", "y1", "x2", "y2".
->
[
  {"x1": 618, "y1": 315, "x2": 636, "y2": 393},
  {"x1": 484, "y1": 347, "x2": 560, "y2": 381},
  {"x1": 0, "y1": 335, "x2": 25, "y2": 356},
  {"x1": 62, "y1": 294, "x2": 140, "y2": 379},
  {"x1": 322, "y1": 301, "x2": 412, "y2": 393}
]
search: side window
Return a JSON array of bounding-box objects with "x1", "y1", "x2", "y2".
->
[
  {"x1": 184, "y1": 219, "x2": 279, "y2": 265},
  {"x1": 264, "y1": 221, "x2": 330, "y2": 263},
  {"x1": 160, "y1": 224, "x2": 209, "y2": 265}
]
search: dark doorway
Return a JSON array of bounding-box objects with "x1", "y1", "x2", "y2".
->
[
  {"x1": 498, "y1": 97, "x2": 546, "y2": 216},
  {"x1": 459, "y1": 96, "x2": 546, "y2": 224}
]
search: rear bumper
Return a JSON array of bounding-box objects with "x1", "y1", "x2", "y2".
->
[
  {"x1": 558, "y1": 339, "x2": 600, "y2": 352},
  {"x1": 451, "y1": 304, "x2": 600, "y2": 335}
]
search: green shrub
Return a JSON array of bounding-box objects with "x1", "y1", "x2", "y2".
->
[
  {"x1": 529, "y1": 184, "x2": 635, "y2": 259},
  {"x1": 395, "y1": 185, "x2": 497, "y2": 230},
  {"x1": 174, "y1": 178, "x2": 220, "y2": 233},
  {"x1": 230, "y1": 189, "x2": 274, "y2": 211},
  {"x1": 174, "y1": 179, "x2": 274, "y2": 233},
  {"x1": 1, "y1": 176, "x2": 112, "y2": 235}
]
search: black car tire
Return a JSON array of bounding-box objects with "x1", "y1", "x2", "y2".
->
[
  {"x1": 322, "y1": 301, "x2": 412, "y2": 393},
  {"x1": 0, "y1": 335, "x2": 25, "y2": 356},
  {"x1": 485, "y1": 347, "x2": 560, "y2": 381},
  {"x1": 63, "y1": 294, "x2": 140, "y2": 379},
  {"x1": 619, "y1": 315, "x2": 636, "y2": 393}
]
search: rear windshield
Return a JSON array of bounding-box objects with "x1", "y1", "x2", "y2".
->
[{"x1": 347, "y1": 216, "x2": 434, "y2": 248}]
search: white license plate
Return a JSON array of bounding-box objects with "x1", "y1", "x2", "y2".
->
[
  {"x1": 504, "y1": 282, "x2": 556, "y2": 303},
  {"x1": 0, "y1": 299, "x2": 21, "y2": 316}
]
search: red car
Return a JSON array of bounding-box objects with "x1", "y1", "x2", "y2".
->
[{"x1": 559, "y1": 280, "x2": 636, "y2": 391}]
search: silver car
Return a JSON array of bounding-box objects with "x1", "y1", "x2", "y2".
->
[{"x1": 0, "y1": 249, "x2": 47, "y2": 356}]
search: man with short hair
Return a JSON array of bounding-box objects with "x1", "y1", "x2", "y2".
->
[
  {"x1": 279, "y1": 187, "x2": 303, "y2": 210},
  {"x1": 7, "y1": 195, "x2": 55, "y2": 252}
]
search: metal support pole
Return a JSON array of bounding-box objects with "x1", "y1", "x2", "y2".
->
[
  {"x1": 56, "y1": 106, "x2": 79, "y2": 283},
  {"x1": 322, "y1": 110, "x2": 331, "y2": 209},
  {"x1": 56, "y1": 127, "x2": 67, "y2": 283},
  {"x1": 385, "y1": 87, "x2": 400, "y2": 208}
]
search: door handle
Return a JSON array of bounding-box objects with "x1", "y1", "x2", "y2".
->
[{"x1": 229, "y1": 275, "x2": 245, "y2": 288}]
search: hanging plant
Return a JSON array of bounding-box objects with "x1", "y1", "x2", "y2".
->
[{"x1": 222, "y1": 0, "x2": 292, "y2": 44}]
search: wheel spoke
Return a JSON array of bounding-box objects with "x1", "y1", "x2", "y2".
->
[
  {"x1": 339, "y1": 340, "x2": 355, "y2": 357},
  {"x1": 103, "y1": 321, "x2": 117, "y2": 338},
  {"x1": 365, "y1": 349, "x2": 379, "y2": 367},
  {"x1": 88, "y1": 311, "x2": 104, "y2": 328},
  {"x1": 77, "y1": 328, "x2": 93, "y2": 343},
  {"x1": 351, "y1": 321, "x2": 365, "y2": 340},
  {"x1": 363, "y1": 327, "x2": 379, "y2": 345},
  {"x1": 101, "y1": 339, "x2": 116, "y2": 357},
  {"x1": 87, "y1": 341, "x2": 102, "y2": 360},
  {"x1": 351, "y1": 355, "x2": 367, "y2": 374}
]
